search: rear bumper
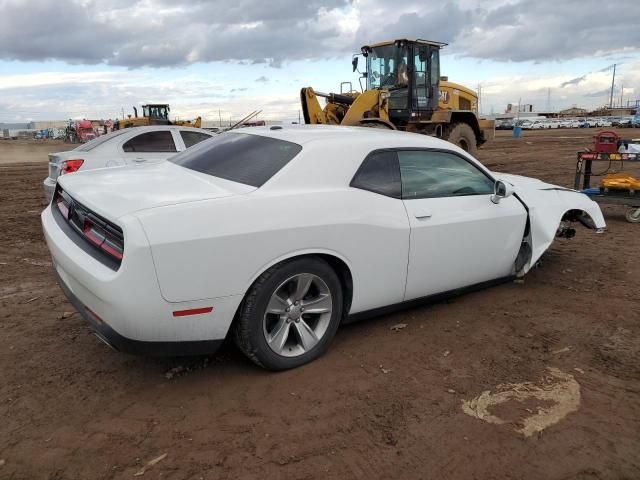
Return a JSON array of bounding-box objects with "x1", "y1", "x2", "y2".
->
[
  {"x1": 42, "y1": 204, "x2": 242, "y2": 354},
  {"x1": 54, "y1": 267, "x2": 223, "y2": 356}
]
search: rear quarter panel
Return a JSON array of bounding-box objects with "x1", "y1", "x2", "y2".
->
[
  {"x1": 135, "y1": 139, "x2": 414, "y2": 314},
  {"x1": 136, "y1": 189, "x2": 410, "y2": 314}
]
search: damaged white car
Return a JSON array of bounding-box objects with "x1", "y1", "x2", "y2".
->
[{"x1": 41, "y1": 126, "x2": 605, "y2": 370}]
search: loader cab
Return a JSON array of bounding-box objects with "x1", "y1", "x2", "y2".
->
[
  {"x1": 362, "y1": 39, "x2": 445, "y2": 125},
  {"x1": 142, "y1": 104, "x2": 171, "y2": 124}
]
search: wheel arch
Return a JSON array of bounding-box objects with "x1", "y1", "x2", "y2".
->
[
  {"x1": 234, "y1": 250, "x2": 355, "y2": 326},
  {"x1": 561, "y1": 208, "x2": 599, "y2": 230},
  {"x1": 448, "y1": 111, "x2": 482, "y2": 145}
]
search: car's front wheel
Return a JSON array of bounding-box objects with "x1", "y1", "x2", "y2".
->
[{"x1": 234, "y1": 257, "x2": 343, "y2": 370}]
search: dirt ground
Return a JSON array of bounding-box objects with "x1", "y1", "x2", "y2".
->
[{"x1": 1, "y1": 129, "x2": 639, "y2": 480}]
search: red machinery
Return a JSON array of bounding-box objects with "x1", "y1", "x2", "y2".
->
[
  {"x1": 575, "y1": 132, "x2": 640, "y2": 223},
  {"x1": 592, "y1": 131, "x2": 619, "y2": 154},
  {"x1": 74, "y1": 120, "x2": 96, "y2": 143}
]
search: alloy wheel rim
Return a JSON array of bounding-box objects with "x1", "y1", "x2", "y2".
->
[{"x1": 262, "y1": 273, "x2": 333, "y2": 357}]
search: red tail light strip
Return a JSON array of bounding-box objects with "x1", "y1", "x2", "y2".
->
[
  {"x1": 56, "y1": 198, "x2": 69, "y2": 219},
  {"x1": 83, "y1": 219, "x2": 124, "y2": 261},
  {"x1": 60, "y1": 159, "x2": 84, "y2": 175},
  {"x1": 172, "y1": 307, "x2": 214, "y2": 317}
]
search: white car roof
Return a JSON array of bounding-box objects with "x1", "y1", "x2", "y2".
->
[
  {"x1": 115, "y1": 125, "x2": 212, "y2": 134},
  {"x1": 234, "y1": 124, "x2": 461, "y2": 152}
]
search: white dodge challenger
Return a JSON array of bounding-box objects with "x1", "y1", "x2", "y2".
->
[{"x1": 42, "y1": 126, "x2": 605, "y2": 370}]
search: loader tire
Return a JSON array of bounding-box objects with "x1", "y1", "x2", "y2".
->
[{"x1": 443, "y1": 122, "x2": 478, "y2": 156}]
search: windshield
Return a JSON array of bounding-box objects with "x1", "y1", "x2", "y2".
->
[
  {"x1": 367, "y1": 44, "x2": 408, "y2": 89},
  {"x1": 74, "y1": 129, "x2": 129, "y2": 152},
  {"x1": 170, "y1": 132, "x2": 302, "y2": 187}
]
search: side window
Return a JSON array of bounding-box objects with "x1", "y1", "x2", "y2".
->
[
  {"x1": 413, "y1": 47, "x2": 428, "y2": 108},
  {"x1": 350, "y1": 150, "x2": 401, "y2": 198},
  {"x1": 430, "y1": 49, "x2": 439, "y2": 86},
  {"x1": 122, "y1": 131, "x2": 177, "y2": 153},
  {"x1": 398, "y1": 150, "x2": 494, "y2": 199},
  {"x1": 181, "y1": 130, "x2": 212, "y2": 149}
]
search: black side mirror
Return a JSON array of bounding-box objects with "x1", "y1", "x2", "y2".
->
[{"x1": 352, "y1": 57, "x2": 359, "y2": 72}]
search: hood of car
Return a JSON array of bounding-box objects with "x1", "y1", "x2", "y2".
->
[
  {"x1": 493, "y1": 173, "x2": 575, "y2": 192},
  {"x1": 57, "y1": 162, "x2": 255, "y2": 220}
]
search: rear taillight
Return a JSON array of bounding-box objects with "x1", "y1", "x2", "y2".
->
[
  {"x1": 83, "y1": 218, "x2": 124, "y2": 261},
  {"x1": 55, "y1": 191, "x2": 70, "y2": 218},
  {"x1": 60, "y1": 159, "x2": 84, "y2": 175}
]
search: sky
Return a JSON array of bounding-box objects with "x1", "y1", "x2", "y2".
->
[{"x1": 0, "y1": 0, "x2": 639, "y2": 123}]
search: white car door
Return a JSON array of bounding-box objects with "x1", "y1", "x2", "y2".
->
[
  {"x1": 121, "y1": 130, "x2": 180, "y2": 165},
  {"x1": 398, "y1": 149, "x2": 528, "y2": 301}
]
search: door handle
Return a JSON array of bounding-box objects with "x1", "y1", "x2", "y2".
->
[
  {"x1": 414, "y1": 211, "x2": 432, "y2": 219},
  {"x1": 134, "y1": 157, "x2": 146, "y2": 163}
]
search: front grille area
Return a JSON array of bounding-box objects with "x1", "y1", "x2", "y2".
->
[{"x1": 53, "y1": 186, "x2": 124, "y2": 270}]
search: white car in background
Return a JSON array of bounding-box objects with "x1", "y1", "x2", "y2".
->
[
  {"x1": 529, "y1": 120, "x2": 547, "y2": 130},
  {"x1": 43, "y1": 126, "x2": 215, "y2": 201},
  {"x1": 41, "y1": 126, "x2": 605, "y2": 370}
]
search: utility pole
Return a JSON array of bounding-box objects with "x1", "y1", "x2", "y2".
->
[
  {"x1": 477, "y1": 83, "x2": 482, "y2": 115},
  {"x1": 298, "y1": 110, "x2": 301, "y2": 124},
  {"x1": 609, "y1": 64, "x2": 616, "y2": 109},
  {"x1": 218, "y1": 109, "x2": 222, "y2": 128},
  {"x1": 620, "y1": 85, "x2": 624, "y2": 108},
  {"x1": 121, "y1": 108, "x2": 125, "y2": 119},
  {"x1": 546, "y1": 88, "x2": 551, "y2": 112}
]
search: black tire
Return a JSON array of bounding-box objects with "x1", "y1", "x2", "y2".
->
[
  {"x1": 233, "y1": 257, "x2": 343, "y2": 370},
  {"x1": 443, "y1": 122, "x2": 478, "y2": 156}
]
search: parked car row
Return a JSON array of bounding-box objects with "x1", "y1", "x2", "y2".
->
[{"x1": 495, "y1": 116, "x2": 637, "y2": 131}]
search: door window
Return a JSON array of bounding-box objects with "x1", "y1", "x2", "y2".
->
[
  {"x1": 122, "y1": 131, "x2": 177, "y2": 153},
  {"x1": 430, "y1": 49, "x2": 439, "y2": 86},
  {"x1": 350, "y1": 150, "x2": 401, "y2": 198},
  {"x1": 398, "y1": 150, "x2": 494, "y2": 199},
  {"x1": 413, "y1": 48, "x2": 429, "y2": 108},
  {"x1": 180, "y1": 130, "x2": 212, "y2": 148}
]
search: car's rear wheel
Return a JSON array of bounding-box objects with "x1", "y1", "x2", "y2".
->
[{"x1": 234, "y1": 257, "x2": 343, "y2": 370}]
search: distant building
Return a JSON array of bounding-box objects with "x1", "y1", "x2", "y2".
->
[
  {"x1": 0, "y1": 122, "x2": 29, "y2": 130},
  {"x1": 558, "y1": 107, "x2": 588, "y2": 117},
  {"x1": 29, "y1": 120, "x2": 68, "y2": 129},
  {"x1": 589, "y1": 106, "x2": 636, "y2": 117},
  {"x1": 506, "y1": 103, "x2": 534, "y2": 113}
]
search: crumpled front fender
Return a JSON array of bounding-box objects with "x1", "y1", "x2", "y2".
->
[{"x1": 516, "y1": 187, "x2": 605, "y2": 271}]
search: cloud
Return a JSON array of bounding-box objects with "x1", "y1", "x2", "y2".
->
[
  {"x1": 457, "y1": 0, "x2": 640, "y2": 62},
  {"x1": 0, "y1": 0, "x2": 353, "y2": 67},
  {"x1": 560, "y1": 75, "x2": 587, "y2": 88},
  {"x1": 255, "y1": 76, "x2": 269, "y2": 83},
  {"x1": 1, "y1": 0, "x2": 639, "y2": 67},
  {"x1": 0, "y1": 70, "x2": 300, "y2": 122},
  {"x1": 478, "y1": 61, "x2": 640, "y2": 113}
]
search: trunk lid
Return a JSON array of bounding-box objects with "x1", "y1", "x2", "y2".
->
[{"x1": 57, "y1": 161, "x2": 255, "y2": 220}]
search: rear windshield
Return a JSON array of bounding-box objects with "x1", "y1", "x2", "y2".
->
[
  {"x1": 170, "y1": 132, "x2": 302, "y2": 187},
  {"x1": 74, "y1": 129, "x2": 129, "y2": 152}
]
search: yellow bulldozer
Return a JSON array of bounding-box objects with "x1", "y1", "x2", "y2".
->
[
  {"x1": 300, "y1": 39, "x2": 494, "y2": 155},
  {"x1": 117, "y1": 104, "x2": 202, "y2": 129}
]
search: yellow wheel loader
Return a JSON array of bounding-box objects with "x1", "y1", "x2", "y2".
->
[
  {"x1": 117, "y1": 104, "x2": 202, "y2": 129},
  {"x1": 300, "y1": 39, "x2": 494, "y2": 155}
]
